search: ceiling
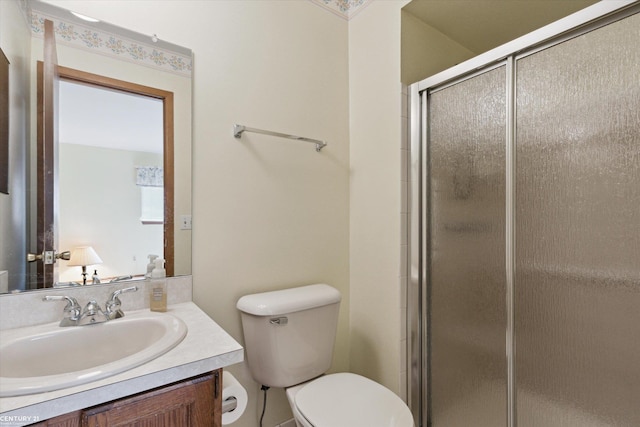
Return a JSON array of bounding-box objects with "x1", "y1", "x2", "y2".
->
[
  {"x1": 402, "y1": 0, "x2": 599, "y2": 55},
  {"x1": 59, "y1": 80, "x2": 163, "y2": 154}
]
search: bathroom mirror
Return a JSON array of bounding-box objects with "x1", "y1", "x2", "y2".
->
[{"x1": 0, "y1": 0, "x2": 192, "y2": 293}]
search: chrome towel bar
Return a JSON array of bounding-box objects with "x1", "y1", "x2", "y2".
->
[{"x1": 233, "y1": 124, "x2": 327, "y2": 152}]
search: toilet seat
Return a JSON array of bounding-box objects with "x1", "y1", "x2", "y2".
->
[{"x1": 293, "y1": 373, "x2": 414, "y2": 427}]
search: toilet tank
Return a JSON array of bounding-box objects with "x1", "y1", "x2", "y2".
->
[{"x1": 237, "y1": 284, "x2": 341, "y2": 388}]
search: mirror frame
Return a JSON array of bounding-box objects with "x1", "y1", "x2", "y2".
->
[{"x1": 0, "y1": 48, "x2": 8, "y2": 195}]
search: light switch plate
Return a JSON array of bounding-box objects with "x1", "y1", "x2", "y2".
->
[{"x1": 180, "y1": 214, "x2": 192, "y2": 230}]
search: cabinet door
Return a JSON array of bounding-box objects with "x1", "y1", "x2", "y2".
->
[
  {"x1": 82, "y1": 371, "x2": 221, "y2": 427},
  {"x1": 29, "y1": 411, "x2": 82, "y2": 427}
]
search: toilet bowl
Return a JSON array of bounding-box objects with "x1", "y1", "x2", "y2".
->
[
  {"x1": 237, "y1": 284, "x2": 414, "y2": 427},
  {"x1": 286, "y1": 373, "x2": 414, "y2": 427}
]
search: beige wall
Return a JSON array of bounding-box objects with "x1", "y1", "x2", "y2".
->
[
  {"x1": 0, "y1": 0, "x2": 31, "y2": 292},
  {"x1": 188, "y1": 4, "x2": 350, "y2": 425},
  {"x1": 44, "y1": 2, "x2": 351, "y2": 427},
  {"x1": 401, "y1": 9, "x2": 475, "y2": 85},
  {"x1": 348, "y1": 0, "x2": 409, "y2": 398}
]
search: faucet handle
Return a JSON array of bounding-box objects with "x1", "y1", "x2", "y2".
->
[
  {"x1": 106, "y1": 286, "x2": 138, "y2": 320},
  {"x1": 43, "y1": 295, "x2": 81, "y2": 327},
  {"x1": 82, "y1": 300, "x2": 103, "y2": 316},
  {"x1": 78, "y1": 300, "x2": 108, "y2": 325}
]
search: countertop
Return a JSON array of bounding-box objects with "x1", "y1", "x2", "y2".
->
[{"x1": 0, "y1": 302, "x2": 244, "y2": 425}]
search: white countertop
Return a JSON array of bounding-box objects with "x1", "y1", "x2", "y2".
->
[{"x1": 0, "y1": 302, "x2": 244, "y2": 425}]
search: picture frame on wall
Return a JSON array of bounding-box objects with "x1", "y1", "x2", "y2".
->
[{"x1": 0, "y1": 47, "x2": 9, "y2": 194}]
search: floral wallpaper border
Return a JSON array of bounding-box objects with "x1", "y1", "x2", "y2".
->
[
  {"x1": 26, "y1": 1, "x2": 369, "y2": 76},
  {"x1": 309, "y1": 0, "x2": 373, "y2": 20},
  {"x1": 30, "y1": 11, "x2": 192, "y2": 78}
]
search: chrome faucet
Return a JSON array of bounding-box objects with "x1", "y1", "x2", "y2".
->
[
  {"x1": 105, "y1": 286, "x2": 138, "y2": 320},
  {"x1": 42, "y1": 295, "x2": 82, "y2": 327},
  {"x1": 78, "y1": 300, "x2": 109, "y2": 325},
  {"x1": 44, "y1": 286, "x2": 139, "y2": 327}
]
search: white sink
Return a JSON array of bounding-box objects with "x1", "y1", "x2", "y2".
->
[{"x1": 0, "y1": 311, "x2": 187, "y2": 397}]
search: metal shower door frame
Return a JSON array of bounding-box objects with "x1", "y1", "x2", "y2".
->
[{"x1": 406, "y1": 2, "x2": 640, "y2": 426}]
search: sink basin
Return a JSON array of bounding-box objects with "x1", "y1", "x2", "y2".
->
[{"x1": 0, "y1": 311, "x2": 187, "y2": 397}]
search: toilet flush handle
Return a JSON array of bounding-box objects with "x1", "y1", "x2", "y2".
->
[{"x1": 270, "y1": 317, "x2": 288, "y2": 325}]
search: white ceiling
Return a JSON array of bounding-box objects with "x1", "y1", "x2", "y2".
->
[
  {"x1": 403, "y1": 0, "x2": 599, "y2": 54},
  {"x1": 59, "y1": 80, "x2": 163, "y2": 154}
]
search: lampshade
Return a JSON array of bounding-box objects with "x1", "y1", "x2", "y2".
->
[{"x1": 67, "y1": 246, "x2": 103, "y2": 267}]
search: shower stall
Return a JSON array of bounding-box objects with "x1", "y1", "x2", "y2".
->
[{"x1": 407, "y1": 3, "x2": 640, "y2": 427}]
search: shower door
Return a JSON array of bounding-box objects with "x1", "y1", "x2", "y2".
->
[
  {"x1": 515, "y1": 11, "x2": 640, "y2": 427},
  {"x1": 426, "y1": 66, "x2": 507, "y2": 427},
  {"x1": 409, "y1": 5, "x2": 640, "y2": 427}
]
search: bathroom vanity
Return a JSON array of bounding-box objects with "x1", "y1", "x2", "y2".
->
[
  {"x1": 31, "y1": 371, "x2": 221, "y2": 426},
  {"x1": 0, "y1": 278, "x2": 244, "y2": 427}
]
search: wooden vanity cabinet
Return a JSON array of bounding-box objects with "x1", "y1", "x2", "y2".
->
[
  {"x1": 29, "y1": 411, "x2": 81, "y2": 427},
  {"x1": 30, "y1": 370, "x2": 222, "y2": 427}
]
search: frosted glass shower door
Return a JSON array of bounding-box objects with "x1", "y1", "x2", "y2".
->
[
  {"x1": 427, "y1": 66, "x2": 507, "y2": 427},
  {"x1": 515, "y1": 12, "x2": 640, "y2": 427}
]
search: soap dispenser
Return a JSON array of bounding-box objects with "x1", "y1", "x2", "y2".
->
[
  {"x1": 92, "y1": 269, "x2": 100, "y2": 284},
  {"x1": 149, "y1": 258, "x2": 167, "y2": 312},
  {"x1": 145, "y1": 254, "x2": 159, "y2": 278}
]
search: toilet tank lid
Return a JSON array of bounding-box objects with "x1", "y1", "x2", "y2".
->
[{"x1": 237, "y1": 284, "x2": 341, "y2": 316}]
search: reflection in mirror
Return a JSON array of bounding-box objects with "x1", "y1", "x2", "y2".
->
[
  {"x1": 57, "y1": 80, "x2": 164, "y2": 285},
  {"x1": 0, "y1": 0, "x2": 192, "y2": 293}
]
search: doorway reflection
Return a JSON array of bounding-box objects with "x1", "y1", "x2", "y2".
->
[{"x1": 57, "y1": 80, "x2": 164, "y2": 284}]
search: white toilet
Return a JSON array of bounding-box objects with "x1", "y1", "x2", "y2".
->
[{"x1": 237, "y1": 284, "x2": 414, "y2": 427}]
